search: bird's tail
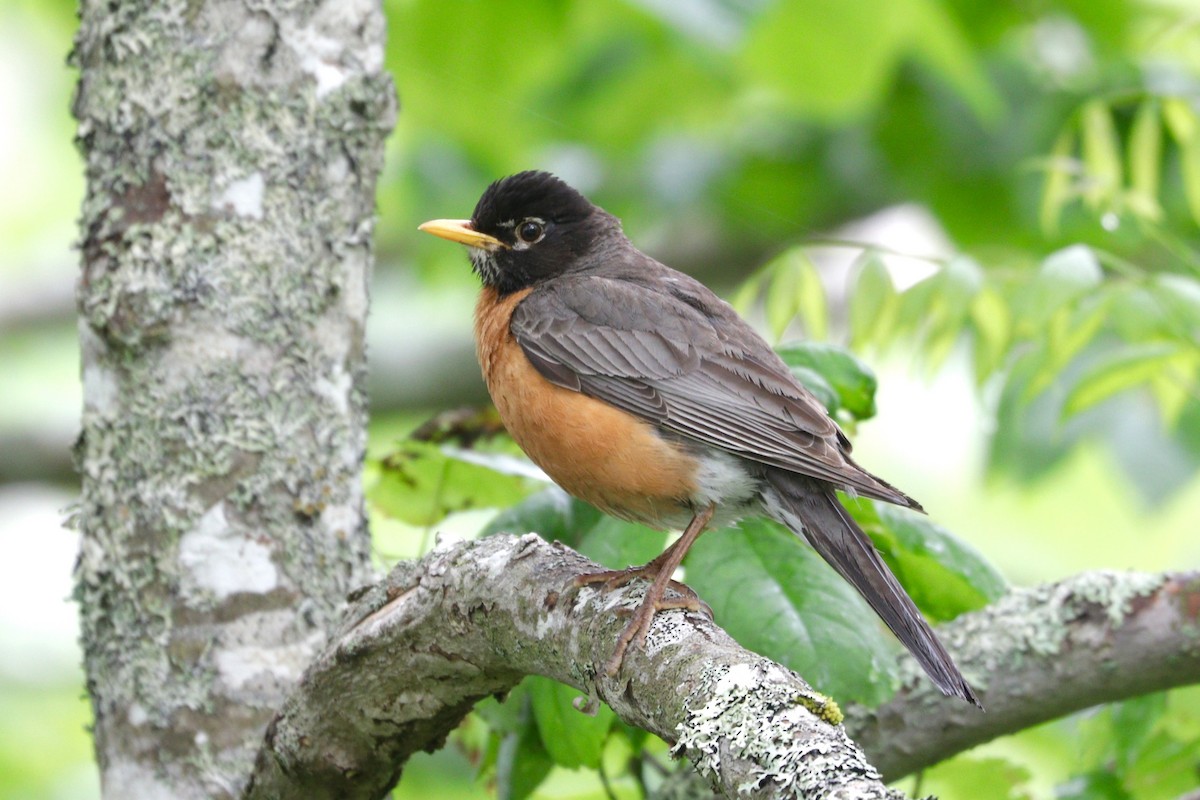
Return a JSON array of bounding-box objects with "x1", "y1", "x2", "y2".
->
[{"x1": 763, "y1": 472, "x2": 981, "y2": 707}]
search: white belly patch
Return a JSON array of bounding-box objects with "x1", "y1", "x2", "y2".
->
[{"x1": 687, "y1": 447, "x2": 761, "y2": 528}]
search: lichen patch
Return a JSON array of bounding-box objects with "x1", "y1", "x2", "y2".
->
[
  {"x1": 673, "y1": 660, "x2": 875, "y2": 798},
  {"x1": 179, "y1": 502, "x2": 278, "y2": 601},
  {"x1": 215, "y1": 173, "x2": 265, "y2": 219}
]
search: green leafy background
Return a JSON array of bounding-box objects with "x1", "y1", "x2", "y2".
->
[{"x1": 3, "y1": 0, "x2": 1199, "y2": 798}]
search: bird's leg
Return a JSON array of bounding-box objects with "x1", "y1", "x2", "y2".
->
[
  {"x1": 593, "y1": 504, "x2": 716, "y2": 677},
  {"x1": 574, "y1": 532, "x2": 690, "y2": 592},
  {"x1": 573, "y1": 519, "x2": 710, "y2": 615}
]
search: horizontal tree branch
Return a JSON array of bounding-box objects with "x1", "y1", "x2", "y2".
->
[
  {"x1": 244, "y1": 533, "x2": 907, "y2": 800},
  {"x1": 244, "y1": 533, "x2": 1200, "y2": 799},
  {"x1": 846, "y1": 569, "x2": 1200, "y2": 780}
]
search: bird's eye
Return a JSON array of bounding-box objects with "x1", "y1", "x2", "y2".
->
[{"x1": 516, "y1": 219, "x2": 545, "y2": 244}]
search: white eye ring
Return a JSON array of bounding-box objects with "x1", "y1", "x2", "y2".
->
[{"x1": 516, "y1": 218, "x2": 546, "y2": 244}]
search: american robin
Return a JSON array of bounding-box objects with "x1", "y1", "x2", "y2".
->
[{"x1": 419, "y1": 171, "x2": 979, "y2": 706}]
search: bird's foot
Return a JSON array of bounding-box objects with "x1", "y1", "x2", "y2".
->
[
  {"x1": 600, "y1": 585, "x2": 707, "y2": 677},
  {"x1": 580, "y1": 504, "x2": 718, "y2": 677},
  {"x1": 573, "y1": 565, "x2": 646, "y2": 591},
  {"x1": 573, "y1": 567, "x2": 712, "y2": 620},
  {"x1": 574, "y1": 566, "x2": 698, "y2": 602},
  {"x1": 612, "y1": 586, "x2": 713, "y2": 620},
  {"x1": 574, "y1": 568, "x2": 711, "y2": 677}
]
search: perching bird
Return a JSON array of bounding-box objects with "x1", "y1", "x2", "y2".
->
[{"x1": 419, "y1": 171, "x2": 979, "y2": 706}]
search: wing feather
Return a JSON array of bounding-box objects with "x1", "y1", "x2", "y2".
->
[{"x1": 510, "y1": 271, "x2": 915, "y2": 507}]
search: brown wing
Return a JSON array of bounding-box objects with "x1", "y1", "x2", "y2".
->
[{"x1": 509, "y1": 269, "x2": 918, "y2": 508}]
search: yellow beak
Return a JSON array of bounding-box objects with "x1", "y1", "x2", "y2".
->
[{"x1": 417, "y1": 219, "x2": 508, "y2": 251}]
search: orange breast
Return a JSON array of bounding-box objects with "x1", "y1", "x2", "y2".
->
[{"x1": 474, "y1": 286, "x2": 699, "y2": 528}]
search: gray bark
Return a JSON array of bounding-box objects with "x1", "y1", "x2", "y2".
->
[
  {"x1": 0, "y1": 301, "x2": 486, "y2": 486},
  {"x1": 71, "y1": 1, "x2": 395, "y2": 797},
  {"x1": 245, "y1": 533, "x2": 906, "y2": 800}
]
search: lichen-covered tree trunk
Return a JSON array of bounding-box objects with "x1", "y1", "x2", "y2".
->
[{"x1": 71, "y1": 1, "x2": 395, "y2": 796}]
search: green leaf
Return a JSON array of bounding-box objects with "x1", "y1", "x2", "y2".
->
[
  {"x1": 787, "y1": 366, "x2": 840, "y2": 414},
  {"x1": 474, "y1": 688, "x2": 527, "y2": 736},
  {"x1": 765, "y1": 252, "x2": 802, "y2": 342},
  {"x1": 921, "y1": 756, "x2": 1034, "y2": 800},
  {"x1": 368, "y1": 441, "x2": 540, "y2": 526},
  {"x1": 1109, "y1": 285, "x2": 1168, "y2": 341},
  {"x1": 1064, "y1": 342, "x2": 1190, "y2": 417},
  {"x1": 1163, "y1": 97, "x2": 1198, "y2": 142},
  {"x1": 685, "y1": 519, "x2": 900, "y2": 705},
  {"x1": 776, "y1": 342, "x2": 878, "y2": 421},
  {"x1": 482, "y1": 490, "x2": 665, "y2": 570},
  {"x1": 730, "y1": 266, "x2": 768, "y2": 316},
  {"x1": 1052, "y1": 293, "x2": 1113, "y2": 369},
  {"x1": 1178, "y1": 126, "x2": 1200, "y2": 226},
  {"x1": 903, "y1": 0, "x2": 1001, "y2": 122},
  {"x1": 1150, "y1": 273, "x2": 1200, "y2": 341},
  {"x1": 740, "y1": 0, "x2": 904, "y2": 120},
  {"x1": 893, "y1": 273, "x2": 938, "y2": 342},
  {"x1": 480, "y1": 489, "x2": 602, "y2": 549},
  {"x1": 920, "y1": 256, "x2": 984, "y2": 373},
  {"x1": 1163, "y1": 97, "x2": 1200, "y2": 225},
  {"x1": 1110, "y1": 694, "x2": 1168, "y2": 769},
  {"x1": 988, "y1": 349, "x2": 1077, "y2": 481},
  {"x1": 1024, "y1": 291, "x2": 1113, "y2": 401},
  {"x1": 1150, "y1": 364, "x2": 1197, "y2": 428},
  {"x1": 527, "y1": 676, "x2": 615, "y2": 770},
  {"x1": 761, "y1": 249, "x2": 827, "y2": 342},
  {"x1": 1041, "y1": 127, "x2": 1076, "y2": 235},
  {"x1": 1080, "y1": 100, "x2": 1121, "y2": 211},
  {"x1": 1127, "y1": 100, "x2": 1163, "y2": 221},
  {"x1": 1016, "y1": 245, "x2": 1103, "y2": 334},
  {"x1": 846, "y1": 500, "x2": 1006, "y2": 622},
  {"x1": 941, "y1": 255, "x2": 985, "y2": 302},
  {"x1": 1132, "y1": 687, "x2": 1200, "y2": 798},
  {"x1": 849, "y1": 251, "x2": 897, "y2": 350},
  {"x1": 1163, "y1": 685, "x2": 1200, "y2": 742},
  {"x1": 491, "y1": 685, "x2": 553, "y2": 800},
  {"x1": 1056, "y1": 770, "x2": 1132, "y2": 800},
  {"x1": 793, "y1": 251, "x2": 829, "y2": 341},
  {"x1": 574, "y1": 515, "x2": 667, "y2": 572},
  {"x1": 969, "y1": 285, "x2": 1011, "y2": 384}
]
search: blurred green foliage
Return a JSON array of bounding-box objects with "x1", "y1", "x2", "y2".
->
[
  {"x1": 0, "y1": 687, "x2": 95, "y2": 799},
  {"x1": 5, "y1": 0, "x2": 1200, "y2": 797},
  {"x1": 382, "y1": 0, "x2": 1200, "y2": 503},
  {"x1": 373, "y1": 1, "x2": 1200, "y2": 797},
  {"x1": 385, "y1": 0, "x2": 1200, "y2": 266}
]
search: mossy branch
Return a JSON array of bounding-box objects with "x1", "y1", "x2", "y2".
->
[
  {"x1": 244, "y1": 533, "x2": 908, "y2": 800},
  {"x1": 846, "y1": 569, "x2": 1200, "y2": 779},
  {"x1": 245, "y1": 535, "x2": 1200, "y2": 799}
]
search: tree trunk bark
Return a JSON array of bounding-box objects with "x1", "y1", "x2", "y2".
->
[{"x1": 71, "y1": 1, "x2": 395, "y2": 796}]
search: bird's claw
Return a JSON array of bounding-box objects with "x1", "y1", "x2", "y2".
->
[{"x1": 598, "y1": 583, "x2": 713, "y2": 677}]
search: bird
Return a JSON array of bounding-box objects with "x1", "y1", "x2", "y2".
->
[{"x1": 418, "y1": 170, "x2": 979, "y2": 706}]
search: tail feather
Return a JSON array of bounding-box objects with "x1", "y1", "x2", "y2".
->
[{"x1": 764, "y1": 472, "x2": 981, "y2": 707}]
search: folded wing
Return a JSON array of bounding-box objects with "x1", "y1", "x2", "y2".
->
[{"x1": 510, "y1": 271, "x2": 918, "y2": 509}]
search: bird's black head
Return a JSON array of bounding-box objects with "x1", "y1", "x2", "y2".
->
[{"x1": 419, "y1": 171, "x2": 619, "y2": 295}]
